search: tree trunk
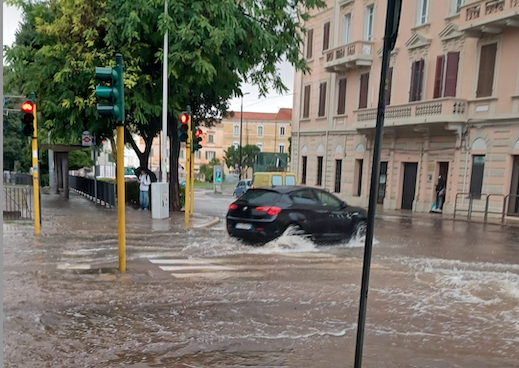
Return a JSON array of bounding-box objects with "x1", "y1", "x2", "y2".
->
[{"x1": 169, "y1": 114, "x2": 181, "y2": 211}]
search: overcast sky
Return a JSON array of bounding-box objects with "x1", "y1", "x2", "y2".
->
[{"x1": 3, "y1": 4, "x2": 294, "y2": 113}]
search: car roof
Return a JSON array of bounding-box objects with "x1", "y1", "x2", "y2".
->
[{"x1": 250, "y1": 186, "x2": 311, "y2": 194}]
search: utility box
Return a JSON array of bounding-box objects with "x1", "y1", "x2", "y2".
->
[
  {"x1": 151, "y1": 182, "x2": 169, "y2": 219},
  {"x1": 213, "y1": 165, "x2": 223, "y2": 194}
]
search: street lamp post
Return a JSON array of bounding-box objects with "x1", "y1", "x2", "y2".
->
[{"x1": 239, "y1": 92, "x2": 250, "y2": 180}]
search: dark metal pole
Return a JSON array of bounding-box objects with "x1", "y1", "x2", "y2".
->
[
  {"x1": 353, "y1": 0, "x2": 402, "y2": 367},
  {"x1": 239, "y1": 96, "x2": 243, "y2": 180}
]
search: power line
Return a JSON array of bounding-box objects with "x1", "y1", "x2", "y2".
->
[{"x1": 244, "y1": 93, "x2": 294, "y2": 108}]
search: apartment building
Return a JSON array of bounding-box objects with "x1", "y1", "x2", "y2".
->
[
  {"x1": 292, "y1": 0, "x2": 519, "y2": 217},
  {"x1": 222, "y1": 108, "x2": 292, "y2": 173}
]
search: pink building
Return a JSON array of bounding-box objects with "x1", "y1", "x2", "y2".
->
[{"x1": 291, "y1": 0, "x2": 519, "y2": 219}]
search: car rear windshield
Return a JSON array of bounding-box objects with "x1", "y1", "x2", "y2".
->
[{"x1": 240, "y1": 189, "x2": 281, "y2": 205}]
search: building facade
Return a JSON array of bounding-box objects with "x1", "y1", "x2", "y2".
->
[{"x1": 292, "y1": 0, "x2": 519, "y2": 217}]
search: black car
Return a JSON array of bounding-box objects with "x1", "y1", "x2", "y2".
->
[{"x1": 226, "y1": 186, "x2": 367, "y2": 244}]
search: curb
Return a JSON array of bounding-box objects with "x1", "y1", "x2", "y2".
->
[{"x1": 195, "y1": 216, "x2": 220, "y2": 229}]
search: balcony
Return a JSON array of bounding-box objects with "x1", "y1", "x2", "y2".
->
[
  {"x1": 459, "y1": 0, "x2": 519, "y2": 36},
  {"x1": 323, "y1": 41, "x2": 374, "y2": 73},
  {"x1": 353, "y1": 98, "x2": 468, "y2": 131}
]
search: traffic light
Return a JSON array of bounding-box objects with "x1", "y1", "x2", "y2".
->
[
  {"x1": 95, "y1": 53, "x2": 125, "y2": 121},
  {"x1": 192, "y1": 128, "x2": 203, "y2": 151},
  {"x1": 20, "y1": 101, "x2": 34, "y2": 136},
  {"x1": 178, "y1": 112, "x2": 189, "y2": 142}
]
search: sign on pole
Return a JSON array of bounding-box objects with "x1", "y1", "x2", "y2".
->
[
  {"x1": 82, "y1": 131, "x2": 92, "y2": 147},
  {"x1": 214, "y1": 165, "x2": 223, "y2": 194}
]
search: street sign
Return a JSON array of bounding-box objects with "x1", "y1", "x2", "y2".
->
[
  {"x1": 213, "y1": 165, "x2": 223, "y2": 194},
  {"x1": 82, "y1": 131, "x2": 92, "y2": 146}
]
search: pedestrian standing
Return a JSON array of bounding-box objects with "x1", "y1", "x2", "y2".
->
[
  {"x1": 435, "y1": 175, "x2": 446, "y2": 212},
  {"x1": 138, "y1": 169, "x2": 151, "y2": 211}
]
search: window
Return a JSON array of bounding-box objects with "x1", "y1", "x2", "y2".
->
[
  {"x1": 417, "y1": 0, "x2": 429, "y2": 25},
  {"x1": 409, "y1": 59, "x2": 425, "y2": 102},
  {"x1": 318, "y1": 81, "x2": 327, "y2": 117},
  {"x1": 316, "y1": 191, "x2": 342, "y2": 208},
  {"x1": 364, "y1": 5, "x2": 374, "y2": 41},
  {"x1": 316, "y1": 156, "x2": 323, "y2": 186},
  {"x1": 476, "y1": 43, "x2": 497, "y2": 98},
  {"x1": 279, "y1": 126, "x2": 285, "y2": 137},
  {"x1": 272, "y1": 175, "x2": 283, "y2": 186},
  {"x1": 150, "y1": 149, "x2": 154, "y2": 157},
  {"x1": 257, "y1": 143, "x2": 263, "y2": 152},
  {"x1": 257, "y1": 126, "x2": 263, "y2": 137},
  {"x1": 342, "y1": 14, "x2": 351, "y2": 45},
  {"x1": 470, "y1": 155, "x2": 485, "y2": 199},
  {"x1": 354, "y1": 159, "x2": 364, "y2": 196},
  {"x1": 359, "y1": 73, "x2": 370, "y2": 109},
  {"x1": 291, "y1": 190, "x2": 318, "y2": 205},
  {"x1": 205, "y1": 151, "x2": 216, "y2": 160},
  {"x1": 334, "y1": 159, "x2": 342, "y2": 193},
  {"x1": 233, "y1": 141, "x2": 239, "y2": 149},
  {"x1": 433, "y1": 52, "x2": 459, "y2": 99},
  {"x1": 337, "y1": 78, "x2": 347, "y2": 115},
  {"x1": 306, "y1": 29, "x2": 314, "y2": 59},
  {"x1": 452, "y1": 0, "x2": 464, "y2": 14},
  {"x1": 195, "y1": 151, "x2": 201, "y2": 159},
  {"x1": 179, "y1": 149, "x2": 184, "y2": 159},
  {"x1": 285, "y1": 176, "x2": 295, "y2": 186},
  {"x1": 386, "y1": 67, "x2": 393, "y2": 105},
  {"x1": 233, "y1": 125, "x2": 240, "y2": 136},
  {"x1": 302, "y1": 85, "x2": 311, "y2": 119},
  {"x1": 301, "y1": 156, "x2": 308, "y2": 185},
  {"x1": 208, "y1": 134, "x2": 214, "y2": 143},
  {"x1": 278, "y1": 144, "x2": 285, "y2": 153},
  {"x1": 323, "y1": 22, "x2": 331, "y2": 51}
]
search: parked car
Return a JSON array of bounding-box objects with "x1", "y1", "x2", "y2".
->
[
  {"x1": 233, "y1": 179, "x2": 252, "y2": 197},
  {"x1": 226, "y1": 186, "x2": 367, "y2": 244}
]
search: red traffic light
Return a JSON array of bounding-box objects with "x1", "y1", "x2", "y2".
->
[
  {"x1": 180, "y1": 113, "x2": 189, "y2": 124},
  {"x1": 21, "y1": 101, "x2": 34, "y2": 113},
  {"x1": 194, "y1": 129, "x2": 202, "y2": 138}
]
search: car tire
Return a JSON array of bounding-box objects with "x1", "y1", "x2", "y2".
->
[{"x1": 354, "y1": 220, "x2": 367, "y2": 238}]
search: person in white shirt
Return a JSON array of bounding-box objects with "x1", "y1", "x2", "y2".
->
[{"x1": 138, "y1": 169, "x2": 151, "y2": 210}]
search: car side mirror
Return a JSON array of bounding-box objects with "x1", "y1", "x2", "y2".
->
[{"x1": 340, "y1": 201, "x2": 347, "y2": 209}]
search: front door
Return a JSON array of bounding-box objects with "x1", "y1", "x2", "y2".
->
[
  {"x1": 402, "y1": 163, "x2": 418, "y2": 210},
  {"x1": 509, "y1": 156, "x2": 519, "y2": 216},
  {"x1": 377, "y1": 161, "x2": 388, "y2": 204}
]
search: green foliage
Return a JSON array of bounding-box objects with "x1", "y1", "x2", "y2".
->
[
  {"x1": 223, "y1": 144, "x2": 259, "y2": 175},
  {"x1": 199, "y1": 158, "x2": 222, "y2": 182},
  {"x1": 288, "y1": 136, "x2": 292, "y2": 161},
  {"x1": 68, "y1": 149, "x2": 94, "y2": 170},
  {"x1": 223, "y1": 145, "x2": 239, "y2": 170}
]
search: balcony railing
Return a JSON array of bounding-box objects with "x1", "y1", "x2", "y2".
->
[
  {"x1": 354, "y1": 98, "x2": 468, "y2": 128},
  {"x1": 323, "y1": 40, "x2": 374, "y2": 73},
  {"x1": 459, "y1": 0, "x2": 519, "y2": 34}
]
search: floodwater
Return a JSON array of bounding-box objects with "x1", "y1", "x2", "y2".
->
[{"x1": 3, "y1": 193, "x2": 519, "y2": 367}]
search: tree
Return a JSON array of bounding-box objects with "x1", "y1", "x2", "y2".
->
[
  {"x1": 224, "y1": 144, "x2": 260, "y2": 176},
  {"x1": 6, "y1": 0, "x2": 326, "y2": 210},
  {"x1": 223, "y1": 145, "x2": 240, "y2": 171},
  {"x1": 69, "y1": 150, "x2": 94, "y2": 170},
  {"x1": 199, "y1": 158, "x2": 222, "y2": 182}
]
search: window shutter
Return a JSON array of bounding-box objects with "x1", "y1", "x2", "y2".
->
[
  {"x1": 409, "y1": 62, "x2": 417, "y2": 102},
  {"x1": 323, "y1": 22, "x2": 330, "y2": 51},
  {"x1": 417, "y1": 59, "x2": 425, "y2": 101},
  {"x1": 385, "y1": 67, "x2": 393, "y2": 105},
  {"x1": 433, "y1": 55, "x2": 445, "y2": 99},
  {"x1": 476, "y1": 43, "x2": 497, "y2": 98},
  {"x1": 337, "y1": 78, "x2": 347, "y2": 115},
  {"x1": 444, "y1": 52, "x2": 460, "y2": 97},
  {"x1": 306, "y1": 29, "x2": 314, "y2": 59},
  {"x1": 359, "y1": 73, "x2": 369, "y2": 109},
  {"x1": 318, "y1": 82, "x2": 327, "y2": 117},
  {"x1": 303, "y1": 85, "x2": 311, "y2": 118}
]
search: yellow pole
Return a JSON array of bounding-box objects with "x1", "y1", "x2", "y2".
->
[
  {"x1": 116, "y1": 125, "x2": 126, "y2": 272},
  {"x1": 32, "y1": 104, "x2": 41, "y2": 235},
  {"x1": 190, "y1": 148, "x2": 194, "y2": 215},
  {"x1": 184, "y1": 115, "x2": 191, "y2": 227}
]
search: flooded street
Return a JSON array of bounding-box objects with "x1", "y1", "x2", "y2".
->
[{"x1": 3, "y1": 192, "x2": 519, "y2": 367}]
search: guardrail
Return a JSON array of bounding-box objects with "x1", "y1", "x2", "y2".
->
[
  {"x1": 3, "y1": 185, "x2": 33, "y2": 220},
  {"x1": 69, "y1": 176, "x2": 116, "y2": 208},
  {"x1": 454, "y1": 192, "x2": 519, "y2": 224}
]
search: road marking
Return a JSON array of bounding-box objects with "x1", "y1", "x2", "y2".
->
[
  {"x1": 149, "y1": 259, "x2": 217, "y2": 265},
  {"x1": 57, "y1": 263, "x2": 91, "y2": 270},
  {"x1": 159, "y1": 265, "x2": 234, "y2": 272}
]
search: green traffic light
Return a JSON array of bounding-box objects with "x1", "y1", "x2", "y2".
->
[{"x1": 94, "y1": 54, "x2": 125, "y2": 122}]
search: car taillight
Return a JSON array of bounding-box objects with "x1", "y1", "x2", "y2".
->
[
  {"x1": 256, "y1": 206, "x2": 281, "y2": 216},
  {"x1": 228, "y1": 204, "x2": 238, "y2": 211}
]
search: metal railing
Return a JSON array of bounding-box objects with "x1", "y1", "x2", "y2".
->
[
  {"x1": 3, "y1": 173, "x2": 33, "y2": 186},
  {"x1": 69, "y1": 176, "x2": 116, "y2": 208},
  {"x1": 454, "y1": 192, "x2": 519, "y2": 224},
  {"x1": 3, "y1": 185, "x2": 34, "y2": 220}
]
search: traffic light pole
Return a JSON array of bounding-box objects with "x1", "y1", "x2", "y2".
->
[
  {"x1": 30, "y1": 92, "x2": 41, "y2": 235},
  {"x1": 184, "y1": 106, "x2": 192, "y2": 227},
  {"x1": 353, "y1": 1, "x2": 401, "y2": 367},
  {"x1": 116, "y1": 124, "x2": 126, "y2": 272},
  {"x1": 190, "y1": 147, "x2": 194, "y2": 216}
]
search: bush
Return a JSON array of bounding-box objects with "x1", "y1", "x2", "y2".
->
[
  {"x1": 179, "y1": 184, "x2": 186, "y2": 208},
  {"x1": 40, "y1": 174, "x2": 49, "y2": 187}
]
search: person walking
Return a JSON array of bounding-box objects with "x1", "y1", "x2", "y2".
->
[
  {"x1": 435, "y1": 175, "x2": 446, "y2": 212},
  {"x1": 138, "y1": 169, "x2": 151, "y2": 211}
]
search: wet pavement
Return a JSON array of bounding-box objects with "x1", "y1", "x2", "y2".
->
[{"x1": 3, "y1": 192, "x2": 519, "y2": 367}]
